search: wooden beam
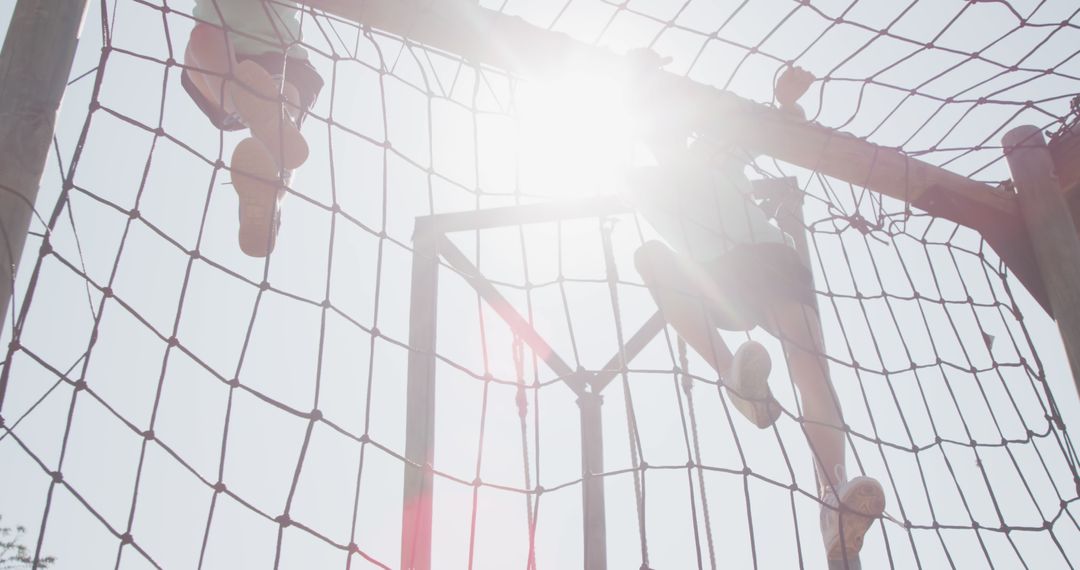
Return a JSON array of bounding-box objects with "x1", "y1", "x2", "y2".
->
[
  {"x1": 1005, "y1": 125, "x2": 1080, "y2": 399},
  {"x1": 306, "y1": 0, "x2": 1050, "y2": 310},
  {"x1": 308, "y1": 0, "x2": 1012, "y2": 210},
  {"x1": 307, "y1": 0, "x2": 604, "y2": 78}
]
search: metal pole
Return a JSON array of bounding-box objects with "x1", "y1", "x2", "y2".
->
[
  {"x1": 578, "y1": 384, "x2": 607, "y2": 570},
  {"x1": 401, "y1": 224, "x2": 440, "y2": 570},
  {"x1": 1003, "y1": 126, "x2": 1080, "y2": 399},
  {"x1": 0, "y1": 0, "x2": 89, "y2": 332},
  {"x1": 436, "y1": 237, "x2": 585, "y2": 395},
  {"x1": 414, "y1": 195, "x2": 629, "y2": 236}
]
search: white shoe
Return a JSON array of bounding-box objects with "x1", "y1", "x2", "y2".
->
[
  {"x1": 821, "y1": 472, "x2": 885, "y2": 561},
  {"x1": 725, "y1": 341, "x2": 780, "y2": 429},
  {"x1": 232, "y1": 137, "x2": 287, "y2": 257}
]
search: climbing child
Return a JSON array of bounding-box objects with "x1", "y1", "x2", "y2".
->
[
  {"x1": 182, "y1": 0, "x2": 323, "y2": 256},
  {"x1": 629, "y1": 64, "x2": 885, "y2": 567}
]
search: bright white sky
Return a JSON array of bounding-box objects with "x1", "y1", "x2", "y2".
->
[{"x1": 2, "y1": 0, "x2": 1080, "y2": 569}]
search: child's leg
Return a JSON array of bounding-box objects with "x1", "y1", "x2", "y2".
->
[
  {"x1": 764, "y1": 300, "x2": 884, "y2": 560},
  {"x1": 185, "y1": 24, "x2": 308, "y2": 169},
  {"x1": 762, "y1": 301, "x2": 844, "y2": 487},
  {"x1": 185, "y1": 24, "x2": 320, "y2": 257},
  {"x1": 228, "y1": 60, "x2": 308, "y2": 169},
  {"x1": 227, "y1": 76, "x2": 304, "y2": 258},
  {"x1": 185, "y1": 23, "x2": 237, "y2": 115},
  {"x1": 635, "y1": 241, "x2": 780, "y2": 427},
  {"x1": 635, "y1": 241, "x2": 735, "y2": 373}
]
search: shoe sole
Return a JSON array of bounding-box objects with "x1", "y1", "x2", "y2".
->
[
  {"x1": 827, "y1": 476, "x2": 885, "y2": 561},
  {"x1": 232, "y1": 138, "x2": 282, "y2": 257},
  {"x1": 726, "y1": 341, "x2": 780, "y2": 429},
  {"x1": 229, "y1": 60, "x2": 309, "y2": 170}
]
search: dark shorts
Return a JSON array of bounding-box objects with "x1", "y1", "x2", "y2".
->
[
  {"x1": 704, "y1": 242, "x2": 816, "y2": 330},
  {"x1": 181, "y1": 52, "x2": 323, "y2": 131}
]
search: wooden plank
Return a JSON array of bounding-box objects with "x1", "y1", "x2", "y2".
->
[
  {"x1": 307, "y1": 0, "x2": 1014, "y2": 215},
  {"x1": 307, "y1": 0, "x2": 598, "y2": 78}
]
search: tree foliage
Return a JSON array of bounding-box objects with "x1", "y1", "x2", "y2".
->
[{"x1": 0, "y1": 517, "x2": 53, "y2": 570}]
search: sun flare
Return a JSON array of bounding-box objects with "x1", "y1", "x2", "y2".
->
[{"x1": 516, "y1": 68, "x2": 639, "y2": 199}]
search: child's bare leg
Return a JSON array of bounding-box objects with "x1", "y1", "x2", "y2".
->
[
  {"x1": 228, "y1": 79, "x2": 302, "y2": 257},
  {"x1": 763, "y1": 301, "x2": 844, "y2": 487},
  {"x1": 185, "y1": 23, "x2": 307, "y2": 169},
  {"x1": 765, "y1": 301, "x2": 883, "y2": 561},
  {"x1": 635, "y1": 241, "x2": 780, "y2": 427},
  {"x1": 185, "y1": 23, "x2": 236, "y2": 113},
  {"x1": 635, "y1": 241, "x2": 735, "y2": 373}
]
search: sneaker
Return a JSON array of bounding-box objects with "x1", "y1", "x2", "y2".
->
[
  {"x1": 231, "y1": 137, "x2": 286, "y2": 257},
  {"x1": 725, "y1": 340, "x2": 781, "y2": 429},
  {"x1": 228, "y1": 59, "x2": 309, "y2": 170},
  {"x1": 821, "y1": 472, "x2": 885, "y2": 561}
]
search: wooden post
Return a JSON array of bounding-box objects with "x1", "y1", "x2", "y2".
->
[
  {"x1": 1003, "y1": 126, "x2": 1080, "y2": 398},
  {"x1": 0, "y1": 0, "x2": 89, "y2": 333},
  {"x1": 402, "y1": 223, "x2": 440, "y2": 570}
]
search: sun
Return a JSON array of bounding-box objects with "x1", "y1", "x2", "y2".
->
[{"x1": 515, "y1": 67, "x2": 639, "y2": 199}]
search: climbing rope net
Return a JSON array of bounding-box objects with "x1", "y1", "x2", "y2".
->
[{"x1": 2, "y1": 0, "x2": 1080, "y2": 568}]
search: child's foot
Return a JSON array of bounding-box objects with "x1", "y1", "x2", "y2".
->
[
  {"x1": 231, "y1": 137, "x2": 285, "y2": 257},
  {"x1": 229, "y1": 59, "x2": 309, "y2": 170},
  {"x1": 821, "y1": 475, "x2": 885, "y2": 561},
  {"x1": 725, "y1": 340, "x2": 781, "y2": 428}
]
